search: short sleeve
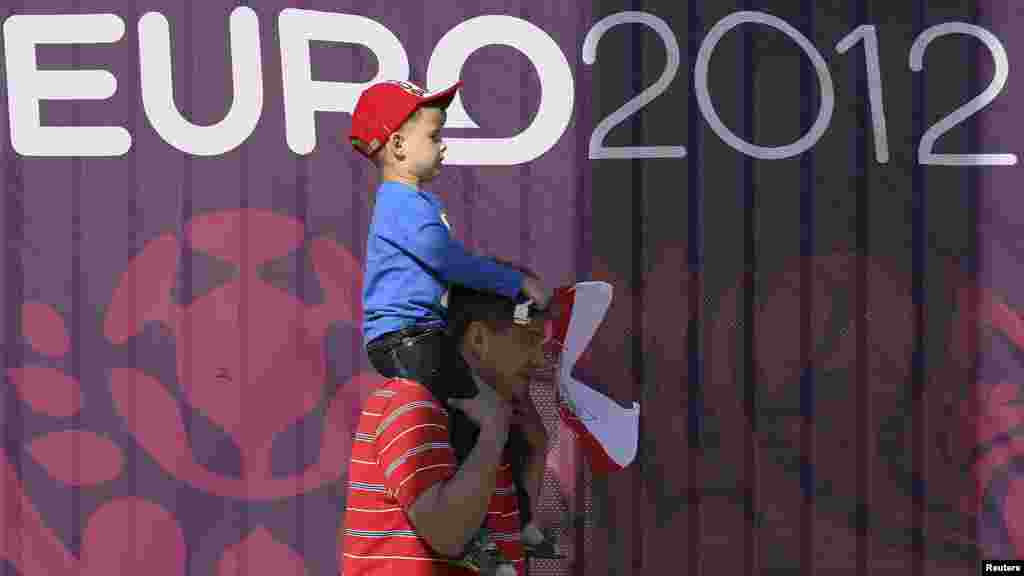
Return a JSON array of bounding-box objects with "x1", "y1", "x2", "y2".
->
[{"x1": 375, "y1": 381, "x2": 458, "y2": 509}]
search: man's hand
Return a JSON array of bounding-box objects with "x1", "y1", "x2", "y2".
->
[
  {"x1": 512, "y1": 399, "x2": 548, "y2": 454},
  {"x1": 449, "y1": 379, "x2": 511, "y2": 446},
  {"x1": 513, "y1": 398, "x2": 549, "y2": 521}
]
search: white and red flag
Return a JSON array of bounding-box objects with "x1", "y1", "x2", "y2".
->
[{"x1": 547, "y1": 282, "x2": 640, "y2": 475}]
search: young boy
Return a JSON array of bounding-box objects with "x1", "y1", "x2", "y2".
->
[{"x1": 349, "y1": 79, "x2": 558, "y2": 572}]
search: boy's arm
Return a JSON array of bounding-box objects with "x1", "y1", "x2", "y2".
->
[
  {"x1": 442, "y1": 234, "x2": 524, "y2": 297},
  {"x1": 391, "y1": 203, "x2": 524, "y2": 298}
]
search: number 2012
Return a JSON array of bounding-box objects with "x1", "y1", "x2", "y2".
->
[
  {"x1": 593, "y1": 11, "x2": 1015, "y2": 166},
  {"x1": 3, "y1": 8, "x2": 1009, "y2": 165}
]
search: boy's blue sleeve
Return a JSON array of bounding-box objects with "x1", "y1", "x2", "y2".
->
[
  {"x1": 436, "y1": 231, "x2": 525, "y2": 298},
  {"x1": 384, "y1": 199, "x2": 524, "y2": 298}
]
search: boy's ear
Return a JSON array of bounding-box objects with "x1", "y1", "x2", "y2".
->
[{"x1": 387, "y1": 132, "x2": 405, "y2": 160}]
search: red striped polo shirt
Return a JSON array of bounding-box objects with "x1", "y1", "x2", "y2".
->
[{"x1": 341, "y1": 378, "x2": 525, "y2": 575}]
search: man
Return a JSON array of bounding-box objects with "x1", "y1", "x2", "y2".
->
[{"x1": 341, "y1": 280, "x2": 551, "y2": 575}]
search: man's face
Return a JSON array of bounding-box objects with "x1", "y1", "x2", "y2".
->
[
  {"x1": 477, "y1": 318, "x2": 547, "y2": 407},
  {"x1": 395, "y1": 107, "x2": 446, "y2": 182}
]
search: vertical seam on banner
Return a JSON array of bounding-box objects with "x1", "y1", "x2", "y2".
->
[
  {"x1": 237, "y1": 0, "x2": 252, "y2": 564},
  {"x1": 630, "y1": 0, "x2": 646, "y2": 572},
  {"x1": 293, "y1": 0, "x2": 310, "y2": 566},
  {"x1": 2, "y1": 2, "x2": 26, "y2": 570},
  {"x1": 71, "y1": 0, "x2": 83, "y2": 556},
  {"x1": 128, "y1": 0, "x2": 141, "y2": 565},
  {"x1": 180, "y1": 3, "x2": 195, "y2": 571},
  {"x1": 967, "y1": 1, "x2": 980, "y2": 565},
  {"x1": 742, "y1": 1, "x2": 760, "y2": 574},
  {"x1": 799, "y1": 4, "x2": 816, "y2": 576},
  {"x1": 520, "y1": 8, "x2": 532, "y2": 573},
  {"x1": 522, "y1": 2, "x2": 532, "y2": 321},
  {"x1": 911, "y1": 1, "x2": 926, "y2": 575},
  {"x1": 284, "y1": 0, "x2": 306, "y2": 536},
  {"x1": 687, "y1": 3, "x2": 705, "y2": 576},
  {"x1": 574, "y1": 4, "x2": 591, "y2": 575},
  {"x1": 853, "y1": 0, "x2": 870, "y2": 573}
]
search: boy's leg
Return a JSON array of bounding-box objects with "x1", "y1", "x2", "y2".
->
[
  {"x1": 366, "y1": 350, "x2": 398, "y2": 378},
  {"x1": 507, "y1": 425, "x2": 563, "y2": 559},
  {"x1": 366, "y1": 329, "x2": 482, "y2": 464},
  {"x1": 366, "y1": 328, "x2": 445, "y2": 381},
  {"x1": 507, "y1": 427, "x2": 532, "y2": 525}
]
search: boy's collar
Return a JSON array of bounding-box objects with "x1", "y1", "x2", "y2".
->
[
  {"x1": 381, "y1": 180, "x2": 443, "y2": 204},
  {"x1": 381, "y1": 178, "x2": 419, "y2": 191}
]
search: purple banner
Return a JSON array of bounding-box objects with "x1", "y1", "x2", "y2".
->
[{"x1": 0, "y1": 1, "x2": 1012, "y2": 574}]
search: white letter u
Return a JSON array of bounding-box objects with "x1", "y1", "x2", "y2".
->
[{"x1": 140, "y1": 7, "x2": 262, "y2": 156}]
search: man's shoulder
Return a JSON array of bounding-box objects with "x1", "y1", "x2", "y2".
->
[{"x1": 376, "y1": 377, "x2": 446, "y2": 412}]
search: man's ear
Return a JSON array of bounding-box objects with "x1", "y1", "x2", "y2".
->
[{"x1": 464, "y1": 321, "x2": 490, "y2": 362}]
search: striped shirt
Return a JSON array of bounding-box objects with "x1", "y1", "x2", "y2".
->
[{"x1": 341, "y1": 378, "x2": 525, "y2": 575}]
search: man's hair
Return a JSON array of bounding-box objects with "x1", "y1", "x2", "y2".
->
[{"x1": 446, "y1": 260, "x2": 541, "y2": 346}]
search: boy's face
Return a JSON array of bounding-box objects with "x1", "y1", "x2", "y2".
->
[{"x1": 394, "y1": 106, "x2": 446, "y2": 182}]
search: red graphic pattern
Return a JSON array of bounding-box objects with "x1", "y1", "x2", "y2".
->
[{"x1": 4, "y1": 213, "x2": 1010, "y2": 572}]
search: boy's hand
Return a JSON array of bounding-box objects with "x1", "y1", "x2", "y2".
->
[
  {"x1": 483, "y1": 254, "x2": 551, "y2": 310},
  {"x1": 521, "y1": 275, "x2": 552, "y2": 311}
]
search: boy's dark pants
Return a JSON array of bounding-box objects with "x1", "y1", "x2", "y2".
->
[{"x1": 365, "y1": 326, "x2": 533, "y2": 526}]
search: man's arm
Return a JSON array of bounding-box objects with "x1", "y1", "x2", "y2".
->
[
  {"x1": 523, "y1": 443, "x2": 548, "y2": 510},
  {"x1": 378, "y1": 380, "x2": 511, "y2": 558},
  {"x1": 517, "y1": 402, "x2": 550, "y2": 509},
  {"x1": 405, "y1": 424, "x2": 508, "y2": 557}
]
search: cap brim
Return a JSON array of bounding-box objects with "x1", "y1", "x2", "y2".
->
[{"x1": 419, "y1": 81, "x2": 463, "y2": 109}]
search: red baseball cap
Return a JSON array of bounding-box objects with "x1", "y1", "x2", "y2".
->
[{"x1": 350, "y1": 79, "x2": 463, "y2": 158}]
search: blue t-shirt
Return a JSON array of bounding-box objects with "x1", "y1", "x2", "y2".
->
[{"x1": 362, "y1": 180, "x2": 524, "y2": 345}]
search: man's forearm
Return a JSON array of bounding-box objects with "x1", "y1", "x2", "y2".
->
[
  {"x1": 431, "y1": 427, "x2": 506, "y2": 553},
  {"x1": 523, "y1": 443, "x2": 548, "y2": 513}
]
